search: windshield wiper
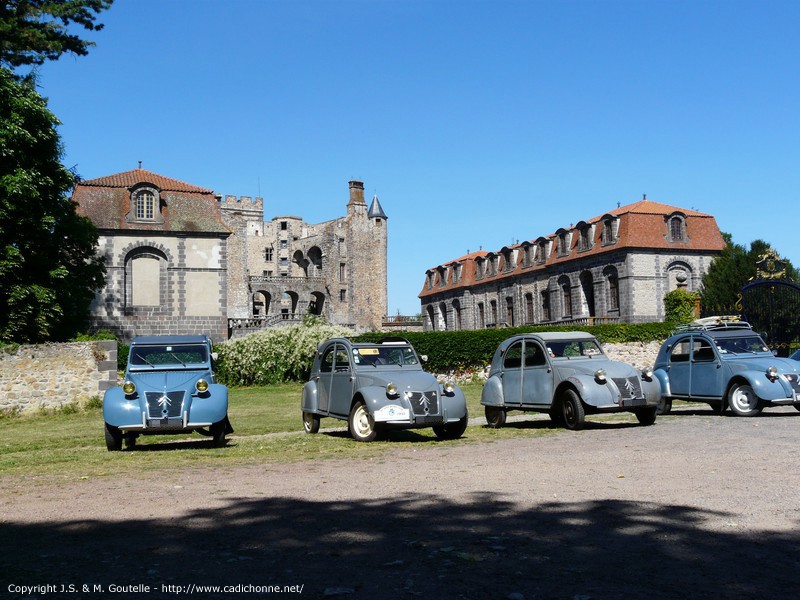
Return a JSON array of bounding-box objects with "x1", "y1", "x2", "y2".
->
[{"x1": 136, "y1": 353, "x2": 155, "y2": 367}]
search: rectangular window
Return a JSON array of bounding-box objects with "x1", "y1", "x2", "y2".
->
[
  {"x1": 526, "y1": 293, "x2": 534, "y2": 323},
  {"x1": 609, "y1": 275, "x2": 619, "y2": 310},
  {"x1": 264, "y1": 247, "x2": 273, "y2": 261},
  {"x1": 339, "y1": 263, "x2": 346, "y2": 281},
  {"x1": 281, "y1": 221, "x2": 288, "y2": 231},
  {"x1": 279, "y1": 257, "x2": 288, "y2": 266},
  {"x1": 477, "y1": 303, "x2": 485, "y2": 328},
  {"x1": 542, "y1": 291, "x2": 551, "y2": 322},
  {"x1": 280, "y1": 239, "x2": 288, "y2": 249},
  {"x1": 339, "y1": 289, "x2": 347, "y2": 302}
]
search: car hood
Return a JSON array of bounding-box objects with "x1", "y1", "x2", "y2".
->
[
  {"x1": 127, "y1": 368, "x2": 210, "y2": 392},
  {"x1": 724, "y1": 356, "x2": 800, "y2": 374},
  {"x1": 360, "y1": 369, "x2": 439, "y2": 392},
  {"x1": 554, "y1": 358, "x2": 638, "y2": 379}
]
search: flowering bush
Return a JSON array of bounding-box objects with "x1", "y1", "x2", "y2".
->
[{"x1": 214, "y1": 320, "x2": 354, "y2": 386}]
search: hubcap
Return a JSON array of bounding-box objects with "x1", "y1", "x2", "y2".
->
[{"x1": 354, "y1": 406, "x2": 372, "y2": 436}]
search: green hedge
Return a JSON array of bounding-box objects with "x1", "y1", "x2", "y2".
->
[{"x1": 354, "y1": 322, "x2": 673, "y2": 373}]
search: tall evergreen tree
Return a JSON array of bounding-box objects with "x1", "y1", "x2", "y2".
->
[
  {"x1": 0, "y1": 0, "x2": 113, "y2": 70},
  {"x1": 0, "y1": 67, "x2": 105, "y2": 342}
]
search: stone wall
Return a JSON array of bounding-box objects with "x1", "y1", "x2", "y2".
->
[
  {"x1": 0, "y1": 341, "x2": 118, "y2": 414},
  {"x1": 603, "y1": 340, "x2": 662, "y2": 370}
]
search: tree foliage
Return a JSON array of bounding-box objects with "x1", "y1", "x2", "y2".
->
[
  {"x1": 0, "y1": 0, "x2": 113, "y2": 69},
  {"x1": 663, "y1": 288, "x2": 697, "y2": 324},
  {"x1": 0, "y1": 67, "x2": 105, "y2": 342},
  {"x1": 700, "y1": 234, "x2": 799, "y2": 313}
]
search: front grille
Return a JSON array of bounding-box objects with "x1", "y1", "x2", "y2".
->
[
  {"x1": 783, "y1": 373, "x2": 800, "y2": 393},
  {"x1": 406, "y1": 391, "x2": 439, "y2": 416},
  {"x1": 145, "y1": 391, "x2": 185, "y2": 419},
  {"x1": 612, "y1": 377, "x2": 643, "y2": 400}
]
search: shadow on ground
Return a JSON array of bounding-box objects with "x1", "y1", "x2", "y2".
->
[{"x1": 3, "y1": 494, "x2": 799, "y2": 599}]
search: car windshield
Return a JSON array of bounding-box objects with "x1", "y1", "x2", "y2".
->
[
  {"x1": 546, "y1": 339, "x2": 604, "y2": 358},
  {"x1": 353, "y1": 345, "x2": 419, "y2": 367},
  {"x1": 130, "y1": 344, "x2": 208, "y2": 367},
  {"x1": 713, "y1": 336, "x2": 771, "y2": 355}
]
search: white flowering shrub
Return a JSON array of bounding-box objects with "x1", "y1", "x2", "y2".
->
[{"x1": 215, "y1": 319, "x2": 354, "y2": 386}]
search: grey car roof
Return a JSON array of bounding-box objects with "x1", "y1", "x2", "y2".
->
[
  {"x1": 131, "y1": 335, "x2": 210, "y2": 345},
  {"x1": 527, "y1": 331, "x2": 597, "y2": 342}
]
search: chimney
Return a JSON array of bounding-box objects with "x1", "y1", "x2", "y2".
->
[{"x1": 348, "y1": 180, "x2": 365, "y2": 205}]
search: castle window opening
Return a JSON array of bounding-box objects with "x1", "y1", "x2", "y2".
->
[
  {"x1": 264, "y1": 247, "x2": 273, "y2": 261},
  {"x1": 281, "y1": 221, "x2": 288, "y2": 231},
  {"x1": 135, "y1": 190, "x2": 155, "y2": 220},
  {"x1": 340, "y1": 289, "x2": 347, "y2": 302}
]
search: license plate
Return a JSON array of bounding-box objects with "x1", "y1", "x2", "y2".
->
[{"x1": 374, "y1": 405, "x2": 410, "y2": 422}]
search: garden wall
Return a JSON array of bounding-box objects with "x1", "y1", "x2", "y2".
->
[{"x1": 0, "y1": 341, "x2": 118, "y2": 414}]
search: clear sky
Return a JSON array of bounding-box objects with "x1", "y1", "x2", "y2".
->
[{"x1": 35, "y1": 0, "x2": 800, "y2": 316}]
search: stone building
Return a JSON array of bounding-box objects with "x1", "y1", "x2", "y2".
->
[
  {"x1": 74, "y1": 168, "x2": 388, "y2": 341},
  {"x1": 419, "y1": 199, "x2": 725, "y2": 330}
]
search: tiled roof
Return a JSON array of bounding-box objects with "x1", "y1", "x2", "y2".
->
[
  {"x1": 419, "y1": 199, "x2": 725, "y2": 298},
  {"x1": 73, "y1": 168, "x2": 229, "y2": 235},
  {"x1": 79, "y1": 168, "x2": 213, "y2": 194}
]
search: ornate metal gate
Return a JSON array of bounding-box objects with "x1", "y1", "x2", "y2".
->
[{"x1": 737, "y1": 250, "x2": 800, "y2": 356}]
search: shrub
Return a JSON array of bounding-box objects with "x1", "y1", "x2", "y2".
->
[
  {"x1": 215, "y1": 319, "x2": 354, "y2": 386},
  {"x1": 664, "y1": 289, "x2": 698, "y2": 324}
]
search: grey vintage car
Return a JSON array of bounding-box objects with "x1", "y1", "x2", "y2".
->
[
  {"x1": 481, "y1": 332, "x2": 661, "y2": 430},
  {"x1": 301, "y1": 337, "x2": 468, "y2": 442},
  {"x1": 103, "y1": 335, "x2": 232, "y2": 450},
  {"x1": 654, "y1": 319, "x2": 800, "y2": 416}
]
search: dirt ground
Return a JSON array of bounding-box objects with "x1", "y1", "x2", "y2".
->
[{"x1": 2, "y1": 406, "x2": 800, "y2": 600}]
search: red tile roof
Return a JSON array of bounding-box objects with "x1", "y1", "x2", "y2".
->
[
  {"x1": 79, "y1": 168, "x2": 213, "y2": 194},
  {"x1": 419, "y1": 199, "x2": 725, "y2": 298}
]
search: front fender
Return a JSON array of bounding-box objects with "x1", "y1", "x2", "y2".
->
[
  {"x1": 441, "y1": 385, "x2": 468, "y2": 420},
  {"x1": 103, "y1": 386, "x2": 142, "y2": 427},
  {"x1": 653, "y1": 369, "x2": 671, "y2": 396},
  {"x1": 480, "y1": 375, "x2": 504, "y2": 407},
  {"x1": 740, "y1": 372, "x2": 793, "y2": 401},
  {"x1": 564, "y1": 375, "x2": 614, "y2": 408},
  {"x1": 301, "y1": 381, "x2": 319, "y2": 413},
  {"x1": 188, "y1": 383, "x2": 228, "y2": 425}
]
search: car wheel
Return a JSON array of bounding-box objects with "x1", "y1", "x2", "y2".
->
[
  {"x1": 484, "y1": 406, "x2": 506, "y2": 428},
  {"x1": 210, "y1": 420, "x2": 227, "y2": 446},
  {"x1": 560, "y1": 389, "x2": 585, "y2": 431},
  {"x1": 349, "y1": 401, "x2": 378, "y2": 442},
  {"x1": 634, "y1": 406, "x2": 657, "y2": 426},
  {"x1": 104, "y1": 423, "x2": 122, "y2": 452},
  {"x1": 728, "y1": 383, "x2": 762, "y2": 417},
  {"x1": 656, "y1": 396, "x2": 672, "y2": 415},
  {"x1": 794, "y1": 404, "x2": 800, "y2": 413},
  {"x1": 433, "y1": 412, "x2": 469, "y2": 440},
  {"x1": 303, "y1": 411, "x2": 321, "y2": 434}
]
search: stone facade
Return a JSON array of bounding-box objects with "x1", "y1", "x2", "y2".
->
[
  {"x1": 420, "y1": 200, "x2": 726, "y2": 330},
  {"x1": 0, "y1": 341, "x2": 117, "y2": 414},
  {"x1": 221, "y1": 180, "x2": 388, "y2": 334}
]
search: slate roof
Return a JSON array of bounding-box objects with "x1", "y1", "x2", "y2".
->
[
  {"x1": 419, "y1": 199, "x2": 725, "y2": 298},
  {"x1": 73, "y1": 168, "x2": 230, "y2": 234}
]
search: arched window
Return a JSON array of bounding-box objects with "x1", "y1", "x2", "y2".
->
[{"x1": 135, "y1": 190, "x2": 156, "y2": 220}]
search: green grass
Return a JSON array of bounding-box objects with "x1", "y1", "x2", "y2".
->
[{"x1": 1, "y1": 382, "x2": 563, "y2": 480}]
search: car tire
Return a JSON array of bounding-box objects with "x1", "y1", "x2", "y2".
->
[
  {"x1": 349, "y1": 400, "x2": 378, "y2": 442},
  {"x1": 794, "y1": 404, "x2": 800, "y2": 413},
  {"x1": 303, "y1": 411, "x2": 321, "y2": 434},
  {"x1": 728, "y1": 383, "x2": 762, "y2": 417},
  {"x1": 634, "y1": 406, "x2": 657, "y2": 426},
  {"x1": 104, "y1": 423, "x2": 122, "y2": 452},
  {"x1": 656, "y1": 396, "x2": 672, "y2": 415},
  {"x1": 560, "y1": 389, "x2": 585, "y2": 431},
  {"x1": 433, "y1": 411, "x2": 469, "y2": 440},
  {"x1": 484, "y1": 406, "x2": 506, "y2": 428},
  {"x1": 210, "y1": 420, "x2": 227, "y2": 446}
]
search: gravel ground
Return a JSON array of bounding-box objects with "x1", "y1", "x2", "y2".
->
[{"x1": 2, "y1": 406, "x2": 800, "y2": 600}]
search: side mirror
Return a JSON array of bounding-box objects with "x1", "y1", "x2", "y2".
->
[
  {"x1": 420, "y1": 355, "x2": 428, "y2": 362},
  {"x1": 211, "y1": 352, "x2": 219, "y2": 361}
]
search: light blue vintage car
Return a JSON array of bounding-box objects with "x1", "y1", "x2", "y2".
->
[
  {"x1": 103, "y1": 335, "x2": 232, "y2": 451},
  {"x1": 654, "y1": 319, "x2": 800, "y2": 416},
  {"x1": 301, "y1": 337, "x2": 468, "y2": 442},
  {"x1": 481, "y1": 332, "x2": 661, "y2": 430}
]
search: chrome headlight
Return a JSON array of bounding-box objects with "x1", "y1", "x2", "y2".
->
[
  {"x1": 196, "y1": 379, "x2": 209, "y2": 393},
  {"x1": 766, "y1": 366, "x2": 778, "y2": 381},
  {"x1": 642, "y1": 367, "x2": 654, "y2": 379},
  {"x1": 595, "y1": 369, "x2": 607, "y2": 382},
  {"x1": 122, "y1": 380, "x2": 136, "y2": 395},
  {"x1": 386, "y1": 382, "x2": 398, "y2": 397},
  {"x1": 443, "y1": 381, "x2": 454, "y2": 394}
]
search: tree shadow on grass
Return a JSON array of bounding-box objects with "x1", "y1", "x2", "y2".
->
[{"x1": 2, "y1": 493, "x2": 799, "y2": 599}]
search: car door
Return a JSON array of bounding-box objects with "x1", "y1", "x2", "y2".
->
[
  {"x1": 521, "y1": 339, "x2": 554, "y2": 408},
  {"x1": 317, "y1": 344, "x2": 336, "y2": 414},
  {"x1": 328, "y1": 343, "x2": 355, "y2": 417},
  {"x1": 689, "y1": 337, "x2": 724, "y2": 398},
  {"x1": 666, "y1": 336, "x2": 692, "y2": 397},
  {"x1": 500, "y1": 340, "x2": 524, "y2": 407}
]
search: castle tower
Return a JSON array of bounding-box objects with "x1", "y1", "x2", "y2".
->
[{"x1": 218, "y1": 195, "x2": 265, "y2": 319}]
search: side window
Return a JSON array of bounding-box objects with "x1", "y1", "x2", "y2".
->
[
  {"x1": 524, "y1": 342, "x2": 546, "y2": 367},
  {"x1": 334, "y1": 345, "x2": 351, "y2": 372},
  {"x1": 320, "y1": 347, "x2": 335, "y2": 373},
  {"x1": 693, "y1": 339, "x2": 715, "y2": 362},
  {"x1": 504, "y1": 342, "x2": 523, "y2": 369},
  {"x1": 670, "y1": 339, "x2": 691, "y2": 363}
]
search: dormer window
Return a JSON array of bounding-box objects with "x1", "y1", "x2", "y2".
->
[
  {"x1": 475, "y1": 257, "x2": 485, "y2": 280},
  {"x1": 535, "y1": 239, "x2": 549, "y2": 264},
  {"x1": 135, "y1": 191, "x2": 155, "y2": 219},
  {"x1": 577, "y1": 222, "x2": 594, "y2": 252},
  {"x1": 668, "y1": 214, "x2": 686, "y2": 242},
  {"x1": 127, "y1": 185, "x2": 163, "y2": 225},
  {"x1": 437, "y1": 266, "x2": 447, "y2": 287},
  {"x1": 556, "y1": 230, "x2": 571, "y2": 257}
]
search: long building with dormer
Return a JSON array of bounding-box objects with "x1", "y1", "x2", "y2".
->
[{"x1": 419, "y1": 199, "x2": 725, "y2": 330}]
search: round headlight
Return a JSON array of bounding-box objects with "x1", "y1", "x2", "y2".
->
[
  {"x1": 122, "y1": 381, "x2": 136, "y2": 395},
  {"x1": 386, "y1": 382, "x2": 398, "y2": 396},
  {"x1": 196, "y1": 379, "x2": 209, "y2": 393},
  {"x1": 443, "y1": 381, "x2": 455, "y2": 394},
  {"x1": 766, "y1": 366, "x2": 778, "y2": 379},
  {"x1": 595, "y1": 369, "x2": 607, "y2": 382},
  {"x1": 642, "y1": 367, "x2": 654, "y2": 379}
]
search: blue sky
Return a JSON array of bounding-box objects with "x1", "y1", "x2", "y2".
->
[{"x1": 36, "y1": 0, "x2": 800, "y2": 315}]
